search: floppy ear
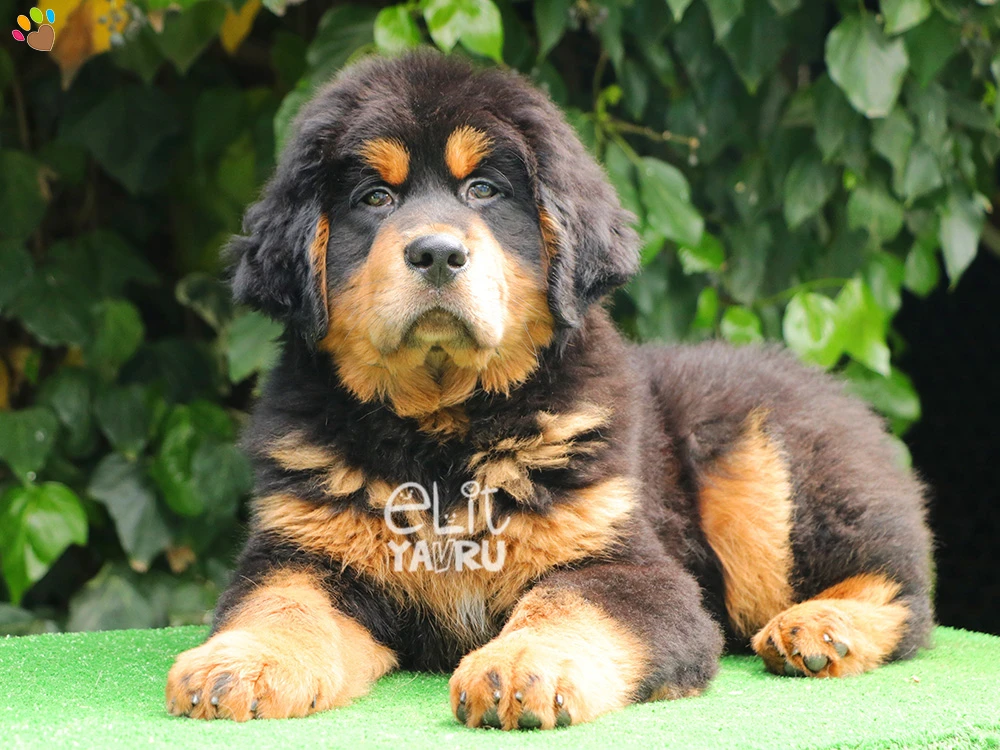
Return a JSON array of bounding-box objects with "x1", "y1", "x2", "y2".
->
[
  {"x1": 507, "y1": 84, "x2": 640, "y2": 332},
  {"x1": 227, "y1": 92, "x2": 345, "y2": 340}
]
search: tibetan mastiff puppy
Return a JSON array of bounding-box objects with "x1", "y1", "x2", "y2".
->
[{"x1": 166, "y1": 51, "x2": 933, "y2": 729}]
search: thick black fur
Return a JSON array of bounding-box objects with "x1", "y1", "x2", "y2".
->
[{"x1": 217, "y1": 51, "x2": 933, "y2": 703}]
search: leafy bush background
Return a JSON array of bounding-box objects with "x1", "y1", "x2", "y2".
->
[{"x1": 0, "y1": 0, "x2": 997, "y2": 633}]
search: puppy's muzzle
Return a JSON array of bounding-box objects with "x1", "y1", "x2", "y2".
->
[{"x1": 404, "y1": 233, "x2": 469, "y2": 288}]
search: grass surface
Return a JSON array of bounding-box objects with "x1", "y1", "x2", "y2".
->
[{"x1": 1, "y1": 626, "x2": 998, "y2": 749}]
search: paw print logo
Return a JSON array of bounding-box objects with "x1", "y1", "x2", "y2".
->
[{"x1": 11, "y1": 7, "x2": 56, "y2": 52}]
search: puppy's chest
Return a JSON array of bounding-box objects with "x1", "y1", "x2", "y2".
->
[{"x1": 253, "y1": 405, "x2": 634, "y2": 643}]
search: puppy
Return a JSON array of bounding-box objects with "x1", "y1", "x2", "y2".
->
[{"x1": 165, "y1": 51, "x2": 933, "y2": 729}]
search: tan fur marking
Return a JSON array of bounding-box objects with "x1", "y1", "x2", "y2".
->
[
  {"x1": 359, "y1": 138, "x2": 409, "y2": 185},
  {"x1": 445, "y1": 126, "x2": 492, "y2": 180},
  {"x1": 469, "y1": 404, "x2": 611, "y2": 503},
  {"x1": 319, "y1": 217, "x2": 553, "y2": 434},
  {"x1": 537, "y1": 207, "x2": 561, "y2": 267},
  {"x1": 449, "y1": 588, "x2": 647, "y2": 729},
  {"x1": 309, "y1": 214, "x2": 330, "y2": 313},
  {"x1": 752, "y1": 573, "x2": 909, "y2": 678},
  {"x1": 253, "y1": 477, "x2": 634, "y2": 646},
  {"x1": 699, "y1": 410, "x2": 794, "y2": 637},
  {"x1": 269, "y1": 434, "x2": 366, "y2": 497},
  {"x1": 165, "y1": 569, "x2": 396, "y2": 721}
]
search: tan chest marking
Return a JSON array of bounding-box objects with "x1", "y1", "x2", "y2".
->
[
  {"x1": 698, "y1": 410, "x2": 794, "y2": 638},
  {"x1": 253, "y1": 475, "x2": 635, "y2": 647},
  {"x1": 468, "y1": 404, "x2": 611, "y2": 503}
]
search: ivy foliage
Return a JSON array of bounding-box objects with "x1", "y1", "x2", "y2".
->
[{"x1": 0, "y1": 0, "x2": 997, "y2": 631}]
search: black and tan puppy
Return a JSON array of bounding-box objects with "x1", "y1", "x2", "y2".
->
[{"x1": 165, "y1": 51, "x2": 933, "y2": 729}]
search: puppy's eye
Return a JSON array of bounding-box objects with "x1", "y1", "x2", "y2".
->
[
  {"x1": 467, "y1": 181, "x2": 498, "y2": 201},
  {"x1": 362, "y1": 188, "x2": 393, "y2": 207}
]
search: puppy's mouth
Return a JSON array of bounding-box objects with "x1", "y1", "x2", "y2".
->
[{"x1": 401, "y1": 308, "x2": 477, "y2": 349}]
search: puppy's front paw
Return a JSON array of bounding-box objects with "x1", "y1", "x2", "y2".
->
[
  {"x1": 166, "y1": 628, "x2": 345, "y2": 720},
  {"x1": 449, "y1": 624, "x2": 644, "y2": 730}
]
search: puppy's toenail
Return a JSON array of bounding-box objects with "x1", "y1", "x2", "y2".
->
[
  {"x1": 514, "y1": 691, "x2": 523, "y2": 702},
  {"x1": 311, "y1": 696, "x2": 317, "y2": 709},
  {"x1": 804, "y1": 654, "x2": 829, "y2": 673},
  {"x1": 555, "y1": 693, "x2": 564, "y2": 707},
  {"x1": 210, "y1": 695, "x2": 219, "y2": 706},
  {"x1": 250, "y1": 699, "x2": 258, "y2": 713},
  {"x1": 492, "y1": 690, "x2": 501, "y2": 703},
  {"x1": 459, "y1": 691, "x2": 467, "y2": 704},
  {"x1": 190, "y1": 694, "x2": 200, "y2": 706}
]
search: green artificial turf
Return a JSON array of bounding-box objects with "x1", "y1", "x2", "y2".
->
[{"x1": 1, "y1": 626, "x2": 998, "y2": 749}]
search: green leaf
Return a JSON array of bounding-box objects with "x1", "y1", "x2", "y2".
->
[
  {"x1": 374, "y1": 5, "x2": 422, "y2": 54},
  {"x1": 783, "y1": 151, "x2": 838, "y2": 228},
  {"x1": 637, "y1": 157, "x2": 704, "y2": 247},
  {"x1": 720, "y1": 305, "x2": 764, "y2": 345},
  {"x1": 847, "y1": 183, "x2": 905, "y2": 244},
  {"x1": 155, "y1": 1, "x2": 228, "y2": 74},
  {"x1": 0, "y1": 242, "x2": 32, "y2": 311},
  {"x1": 768, "y1": 0, "x2": 800, "y2": 13},
  {"x1": 705, "y1": 0, "x2": 745, "y2": 40},
  {"x1": 534, "y1": 0, "x2": 571, "y2": 58},
  {"x1": 881, "y1": 0, "x2": 931, "y2": 34},
  {"x1": 835, "y1": 278, "x2": 890, "y2": 376},
  {"x1": 60, "y1": 85, "x2": 181, "y2": 195},
  {"x1": 84, "y1": 300, "x2": 144, "y2": 381},
  {"x1": 782, "y1": 292, "x2": 843, "y2": 369},
  {"x1": 604, "y1": 141, "x2": 641, "y2": 220},
  {"x1": 0, "y1": 483, "x2": 87, "y2": 604},
  {"x1": 274, "y1": 84, "x2": 312, "y2": 156},
  {"x1": 814, "y1": 77, "x2": 861, "y2": 161},
  {"x1": 719, "y1": 0, "x2": 786, "y2": 93},
  {"x1": 423, "y1": 0, "x2": 504, "y2": 62},
  {"x1": 826, "y1": 14, "x2": 909, "y2": 118},
  {"x1": 871, "y1": 108, "x2": 914, "y2": 184},
  {"x1": 191, "y1": 442, "x2": 253, "y2": 519},
  {"x1": 226, "y1": 311, "x2": 284, "y2": 383},
  {"x1": 36, "y1": 369, "x2": 97, "y2": 459},
  {"x1": 67, "y1": 567, "x2": 156, "y2": 632},
  {"x1": 903, "y1": 13, "x2": 960, "y2": 87},
  {"x1": 903, "y1": 237, "x2": 940, "y2": 297},
  {"x1": 0, "y1": 151, "x2": 48, "y2": 242},
  {"x1": 864, "y1": 252, "x2": 905, "y2": 315},
  {"x1": 678, "y1": 233, "x2": 726, "y2": 274},
  {"x1": 94, "y1": 385, "x2": 155, "y2": 458},
  {"x1": 665, "y1": 0, "x2": 695, "y2": 21},
  {"x1": 176, "y1": 272, "x2": 235, "y2": 331},
  {"x1": 843, "y1": 362, "x2": 921, "y2": 433},
  {"x1": 901, "y1": 142, "x2": 943, "y2": 202},
  {"x1": 693, "y1": 286, "x2": 720, "y2": 331},
  {"x1": 723, "y1": 222, "x2": 772, "y2": 304},
  {"x1": 0, "y1": 408, "x2": 59, "y2": 481},
  {"x1": 88, "y1": 454, "x2": 171, "y2": 572},
  {"x1": 307, "y1": 5, "x2": 378, "y2": 83},
  {"x1": 939, "y1": 190, "x2": 985, "y2": 286},
  {"x1": 150, "y1": 409, "x2": 204, "y2": 517}
]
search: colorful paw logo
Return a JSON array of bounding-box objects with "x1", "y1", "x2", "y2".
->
[{"x1": 11, "y1": 7, "x2": 56, "y2": 52}]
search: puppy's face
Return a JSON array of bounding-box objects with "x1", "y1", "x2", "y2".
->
[
  {"x1": 317, "y1": 112, "x2": 554, "y2": 418},
  {"x1": 230, "y1": 53, "x2": 639, "y2": 428}
]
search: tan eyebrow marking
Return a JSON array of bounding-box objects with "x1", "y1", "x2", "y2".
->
[
  {"x1": 445, "y1": 126, "x2": 492, "y2": 180},
  {"x1": 359, "y1": 138, "x2": 410, "y2": 185}
]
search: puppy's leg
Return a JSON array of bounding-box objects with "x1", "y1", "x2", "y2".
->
[
  {"x1": 449, "y1": 560, "x2": 723, "y2": 730},
  {"x1": 751, "y1": 573, "x2": 913, "y2": 678},
  {"x1": 166, "y1": 552, "x2": 396, "y2": 720}
]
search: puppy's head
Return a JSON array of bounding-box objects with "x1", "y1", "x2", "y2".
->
[{"x1": 229, "y1": 52, "x2": 638, "y2": 421}]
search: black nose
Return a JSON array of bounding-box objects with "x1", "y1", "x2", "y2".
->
[{"x1": 404, "y1": 234, "x2": 468, "y2": 287}]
